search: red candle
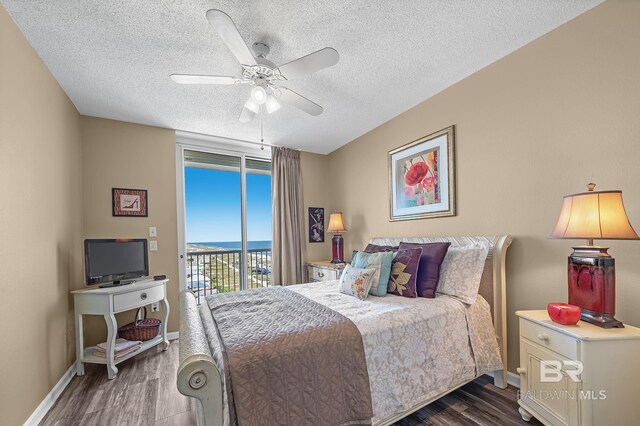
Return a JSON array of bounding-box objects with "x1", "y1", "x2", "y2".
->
[{"x1": 547, "y1": 303, "x2": 581, "y2": 325}]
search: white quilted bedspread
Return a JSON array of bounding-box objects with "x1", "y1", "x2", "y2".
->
[
  {"x1": 200, "y1": 280, "x2": 503, "y2": 425},
  {"x1": 288, "y1": 281, "x2": 503, "y2": 424}
]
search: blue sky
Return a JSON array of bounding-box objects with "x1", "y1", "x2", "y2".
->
[{"x1": 185, "y1": 167, "x2": 272, "y2": 242}]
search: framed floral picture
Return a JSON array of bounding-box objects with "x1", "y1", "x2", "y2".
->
[
  {"x1": 388, "y1": 125, "x2": 455, "y2": 221},
  {"x1": 112, "y1": 188, "x2": 148, "y2": 217},
  {"x1": 308, "y1": 207, "x2": 325, "y2": 243}
]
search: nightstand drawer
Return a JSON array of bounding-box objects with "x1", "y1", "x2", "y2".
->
[
  {"x1": 308, "y1": 266, "x2": 339, "y2": 282},
  {"x1": 521, "y1": 319, "x2": 578, "y2": 359},
  {"x1": 113, "y1": 285, "x2": 164, "y2": 312}
]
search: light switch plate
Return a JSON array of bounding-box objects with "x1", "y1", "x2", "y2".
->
[
  {"x1": 149, "y1": 227, "x2": 157, "y2": 237},
  {"x1": 149, "y1": 240, "x2": 158, "y2": 251}
]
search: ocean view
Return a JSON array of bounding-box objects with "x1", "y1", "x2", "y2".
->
[
  {"x1": 186, "y1": 240, "x2": 273, "y2": 295},
  {"x1": 188, "y1": 240, "x2": 272, "y2": 250}
]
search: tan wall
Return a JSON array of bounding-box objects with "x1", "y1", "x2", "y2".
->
[
  {"x1": 327, "y1": 0, "x2": 640, "y2": 373},
  {"x1": 0, "y1": 6, "x2": 83, "y2": 425},
  {"x1": 301, "y1": 152, "x2": 332, "y2": 262},
  {"x1": 80, "y1": 117, "x2": 179, "y2": 345}
]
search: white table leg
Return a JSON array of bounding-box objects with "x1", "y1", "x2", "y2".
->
[
  {"x1": 160, "y1": 297, "x2": 170, "y2": 350},
  {"x1": 105, "y1": 312, "x2": 118, "y2": 379},
  {"x1": 75, "y1": 312, "x2": 85, "y2": 376}
]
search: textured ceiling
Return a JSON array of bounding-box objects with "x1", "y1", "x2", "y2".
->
[{"x1": 2, "y1": 0, "x2": 602, "y2": 154}]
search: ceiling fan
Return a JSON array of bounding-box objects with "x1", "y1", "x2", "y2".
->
[{"x1": 171, "y1": 9, "x2": 339, "y2": 123}]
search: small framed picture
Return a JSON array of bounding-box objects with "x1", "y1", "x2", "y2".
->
[
  {"x1": 112, "y1": 188, "x2": 148, "y2": 217},
  {"x1": 308, "y1": 207, "x2": 325, "y2": 243},
  {"x1": 389, "y1": 125, "x2": 456, "y2": 221}
]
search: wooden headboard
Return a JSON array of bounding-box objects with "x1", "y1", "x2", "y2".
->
[{"x1": 368, "y1": 235, "x2": 512, "y2": 388}]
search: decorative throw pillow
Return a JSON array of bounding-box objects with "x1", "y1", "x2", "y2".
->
[
  {"x1": 352, "y1": 251, "x2": 394, "y2": 296},
  {"x1": 436, "y1": 245, "x2": 490, "y2": 304},
  {"x1": 364, "y1": 243, "x2": 399, "y2": 253},
  {"x1": 339, "y1": 264, "x2": 376, "y2": 301},
  {"x1": 387, "y1": 247, "x2": 423, "y2": 298},
  {"x1": 398, "y1": 242, "x2": 451, "y2": 298}
]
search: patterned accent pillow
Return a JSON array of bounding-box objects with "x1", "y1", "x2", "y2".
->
[
  {"x1": 338, "y1": 264, "x2": 377, "y2": 301},
  {"x1": 352, "y1": 251, "x2": 394, "y2": 296},
  {"x1": 387, "y1": 247, "x2": 423, "y2": 298},
  {"x1": 436, "y1": 245, "x2": 490, "y2": 304},
  {"x1": 398, "y1": 242, "x2": 451, "y2": 298},
  {"x1": 364, "y1": 243, "x2": 399, "y2": 253}
]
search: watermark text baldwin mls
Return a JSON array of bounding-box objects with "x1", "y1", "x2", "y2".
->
[
  {"x1": 517, "y1": 360, "x2": 607, "y2": 401},
  {"x1": 518, "y1": 389, "x2": 607, "y2": 401}
]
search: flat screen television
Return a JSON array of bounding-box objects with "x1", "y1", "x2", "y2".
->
[{"x1": 84, "y1": 239, "x2": 149, "y2": 287}]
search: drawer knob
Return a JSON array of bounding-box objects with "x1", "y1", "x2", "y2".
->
[
  {"x1": 537, "y1": 333, "x2": 549, "y2": 342},
  {"x1": 141, "y1": 292, "x2": 148, "y2": 300},
  {"x1": 516, "y1": 367, "x2": 526, "y2": 375},
  {"x1": 318, "y1": 272, "x2": 325, "y2": 278}
]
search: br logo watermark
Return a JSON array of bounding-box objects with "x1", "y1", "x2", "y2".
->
[
  {"x1": 517, "y1": 360, "x2": 607, "y2": 401},
  {"x1": 540, "y1": 360, "x2": 583, "y2": 383}
]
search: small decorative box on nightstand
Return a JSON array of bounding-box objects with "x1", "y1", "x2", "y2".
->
[
  {"x1": 305, "y1": 261, "x2": 345, "y2": 283},
  {"x1": 516, "y1": 310, "x2": 640, "y2": 426}
]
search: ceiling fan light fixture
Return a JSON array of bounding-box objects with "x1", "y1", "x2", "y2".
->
[
  {"x1": 251, "y1": 86, "x2": 267, "y2": 104},
  {"x1": 172, "y1": 10, "x2": 339, "y2": 122},
  {"x1": 265, "y1": 95, "x2": 281, "y2": 114},
  {"x1": 244, "y1": 97, "x2": 260, "y2": 113}
]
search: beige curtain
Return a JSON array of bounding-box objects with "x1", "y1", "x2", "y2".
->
[{"x1": 271, "y1": 147, "x2": 305, "y2": 285}]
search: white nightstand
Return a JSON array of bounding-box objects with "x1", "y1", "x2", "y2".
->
[
  {"x1": 516, "y1": 310, "x2": 640, "y2": 425},
  {"x1": 305, "y1": 261, "x2": 345, "y2": 282}
]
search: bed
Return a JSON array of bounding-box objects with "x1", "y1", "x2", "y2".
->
[{"x1": 177, "y1": 235, "x2": 512, "y2": 425}]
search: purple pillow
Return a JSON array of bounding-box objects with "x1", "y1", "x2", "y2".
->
[
  {"x1": 364, "y1": 243, "x2": 399, "y2": 253},
  {"x1": 398, "y1": 242, "x2": 451, "y2": 298},
  {"x1": 387, "y1": 247, "x2": 422, "y2": 298}
]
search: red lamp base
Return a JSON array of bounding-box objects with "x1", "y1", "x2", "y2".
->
[
  {"x1": 331, "y1": 234, "x2": 345, "y2": 263},
  {"x1": 547, "y1": 303, "x2": 581, "y2": 325},
  {"x1": 567, "y1": 246, "x2": 624, "y2": 328},
  {"x1": 579, "y1": 309, "x2": 623, "y2": 328}
]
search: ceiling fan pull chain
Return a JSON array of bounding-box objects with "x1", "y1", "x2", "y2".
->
[{"x1": 260, "y1": 106, "x2": 264, "y2": 150}]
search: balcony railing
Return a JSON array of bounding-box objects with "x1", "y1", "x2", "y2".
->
[{"x1": 186, "y1": 248, "x2": 272, "y2": 304}]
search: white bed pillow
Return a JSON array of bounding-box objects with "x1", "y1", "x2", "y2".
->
[
  {"x1": 436, "y1": 245, "x2": 489, "y2": 304},
  {"x1": 338, "y1": 264, "x2": 376, "y2": 301}
]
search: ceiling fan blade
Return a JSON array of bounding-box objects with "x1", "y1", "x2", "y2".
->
[
  {"x1": 170, "y1": 74, "x2": 239, "y2": 85},
  {"x1": 206, "y1": 9, "x2": 257, "y2": 66},
  {"x1": 278, "y1": 88, "x2": 323, "y2": 116},
  {"x1": 278, "y1": 47, "x2": 339, "y2": 80},
  {"x1": 239, "y1": 106, "x2": 256, "y2": 123}
]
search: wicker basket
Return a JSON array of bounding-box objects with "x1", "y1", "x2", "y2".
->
[{"x1": 118, "y1": 307, "x2": 161, "y2": 341}]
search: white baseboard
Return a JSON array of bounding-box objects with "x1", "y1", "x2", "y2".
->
[
  {"x1": 25, "y1": 332, "x2": 179, "y2": 425},
  {"x1": 486, "y1": 371, "x2": 520, "y2": 388},
  {"x1": 23, "y1": 364, "x2": 76, "y2": 426},
  {"x1": 506, "y1": 371, "x2": 520, "y2": 388}
]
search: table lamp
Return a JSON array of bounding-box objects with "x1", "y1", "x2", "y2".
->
[
  {"x1": 550, "y1": 183, "x2": 638, "y2": 328},
  {"x1": 327, "y1": 212, "x2": 347, "y2": 263}
]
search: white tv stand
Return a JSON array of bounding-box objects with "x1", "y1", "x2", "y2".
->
[{"x1": 71, "y1": 278, "x2": 169, "y2": 379}]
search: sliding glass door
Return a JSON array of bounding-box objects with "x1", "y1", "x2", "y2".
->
[
  {"x1": 245, "y1": 159, "x2": 272, "y2": 289},
  {"x1": 179, "y1": 149, "x2": 271, "y2": 303}
]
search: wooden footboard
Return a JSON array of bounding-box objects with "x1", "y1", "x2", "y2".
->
[{"x1": 177, "y1": 291, "x2": 223, "y2": 426}]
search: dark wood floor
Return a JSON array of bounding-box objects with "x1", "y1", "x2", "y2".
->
[
  {"x1": 40, "y1": 341, "x2": 195, "y2": 426},
  {"x1": 41, "y1": 342, "x2": 539, "y2": 425}
]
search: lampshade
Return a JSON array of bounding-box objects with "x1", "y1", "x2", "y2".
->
[
  {"x1": 244, "y1": 97, "x2": 259, "y2": 114},
  {"x1": 251, "y1": 86, "x2": 267, "y2": 104},
  {"x1": 327, "y1": 212, "x2": 347, "y2": 233},
  {"x1": 265, "y1": 95, "x2": 281, "y2": 114},
  {"x1": 550, "y1": 186, "x2": 638, "y2": 240}
]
